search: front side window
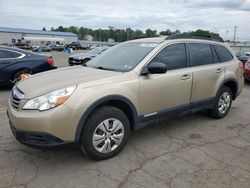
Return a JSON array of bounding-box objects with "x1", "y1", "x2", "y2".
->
[
  {"x1": 189, "y1": 43, "x2": 213, "y2": 66},
  {"x1": 214, "y1": 45, "x2": 233, "y2": 62},
  {"x1": 150, "y1": 43, "x2": 187, "y2": 70},
  {"x1": 87, "y1": 42, "x2": 157, "y2": 72}
]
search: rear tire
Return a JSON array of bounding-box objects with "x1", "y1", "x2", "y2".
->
[
  {"x1": 80, "y1": 106, "x2": 130, "y2": 160},
  {"x1": 12, "y1": 69, "x2": 31, "y2": 85},
  {"x1": 208, "y1": 86, "x2": 232, "y2": 119}
]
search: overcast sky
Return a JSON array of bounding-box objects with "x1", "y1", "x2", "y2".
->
[{"x1": 0, "y1": 0, "x2": 250, "y2": 41}]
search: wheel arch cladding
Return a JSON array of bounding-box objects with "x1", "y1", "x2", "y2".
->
[
  {"x1": 75, "y1": 95, "x2": 139, "y2": 143},
  {"x1": 223, "y1": 79, "x2": 238, "y2": 100}
]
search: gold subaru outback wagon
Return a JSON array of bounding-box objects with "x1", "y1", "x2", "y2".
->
[{"x1": 8, "y1": 36, "x2": 244, "y2": 160}]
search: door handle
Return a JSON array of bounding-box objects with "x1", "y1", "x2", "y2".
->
[
  {"x1": 216, "y1": 68, "x2": 223, "y2": 73},
  {"x1": 181, "y1": 74, "x2": 191, "y2": 80}
]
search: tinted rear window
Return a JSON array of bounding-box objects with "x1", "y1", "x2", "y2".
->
[
  {"x1": 0, "y1": 49, "x2": 22, "y2": 59},
  {"x1": 8, "y1": 51, "x2": 21, "y2": 58},
  {"x1": 211, "y1": 46, "x2": 220, "y2": 63},
  {"x1": 214, "y1": 45, "x2": 233, "y2": 62},
  {"x1": 189, "y1": 43, "x2": 213, "y2": 66},
  {"x1": 0, "y1": 50, "x2": 11, "y2": 58}
]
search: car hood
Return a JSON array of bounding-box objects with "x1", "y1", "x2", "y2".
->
[
  {"x1": 16, "y1": 66, "x2": 123, "y2": 99},
  {"x1": 70, "y1": 52, "x2": 96, "y2": 59}
]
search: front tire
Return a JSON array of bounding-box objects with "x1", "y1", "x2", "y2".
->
[
  {"x1": 80, "y1": 106, "x2": 130, "y2": 160},
  {"x1": 208, "y1": 86, "x2": 232, "y2": 119}
]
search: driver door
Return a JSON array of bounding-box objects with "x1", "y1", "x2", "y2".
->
[{"x1": 139, "y1": 43, "x2": 192, "y2": 118}]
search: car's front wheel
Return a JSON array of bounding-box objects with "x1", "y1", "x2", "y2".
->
[
  {"x1": 80, "y1": 106, "x2": 130, "y2": 160},
  {"x1": 208, "y1": 86, "x2": 232, "y2": 119}
]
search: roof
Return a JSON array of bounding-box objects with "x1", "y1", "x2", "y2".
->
[
  {"x1": 127, "y1": 37, "x2": 166, "y2": 43},
  {"x1": 0, "y1": 27, "x2": 77, "y2": 37},
  {"x1": 166, "y1": 33, "x2": 224, "y2": 42}
]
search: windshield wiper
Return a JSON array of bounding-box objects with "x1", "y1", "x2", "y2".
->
[{"x1": 96, "y1": 66, "x2": 116, "y2": 71}]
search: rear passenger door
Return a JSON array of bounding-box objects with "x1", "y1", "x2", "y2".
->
[{"x1": 189, "y1": 43, "x2": 225, "y2": 103}]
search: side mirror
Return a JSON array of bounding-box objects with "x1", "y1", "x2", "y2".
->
[{"x1": 142, "y1": 62, "x2": 167, "y2": 75}]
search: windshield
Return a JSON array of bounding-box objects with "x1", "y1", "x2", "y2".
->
[{"x1": 86, "y1": 42, "x2": 157, "y2": 72}]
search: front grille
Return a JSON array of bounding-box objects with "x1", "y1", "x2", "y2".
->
[
  {"x1": 10, "y1": 87, "x2": 24, "y2": 109},
  {"x1": 11, "y1": 96, "x2": 21, "y2": 109}
]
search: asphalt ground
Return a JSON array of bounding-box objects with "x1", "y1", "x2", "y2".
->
[{"x1": 0, "y1": 51, "x2": 250, "y2": 188}]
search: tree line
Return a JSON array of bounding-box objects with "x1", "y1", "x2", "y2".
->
[{"x1": 43, "y1": 26, "x2": 219, "y2": 42}]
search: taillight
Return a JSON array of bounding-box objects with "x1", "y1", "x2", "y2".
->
[
  {"x1": 245, "y1": 61, "x2": 250, "y2": 70},
  {"x1": 239, "y1": 61, "x2": 244, "y2": 71},
  {"x1": 47, "y1": 57, "x2": 54, "y2": 65}
]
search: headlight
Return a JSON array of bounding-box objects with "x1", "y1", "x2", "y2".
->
[{"x1": 23, "y1": 85, "x2": 77, "y2": 111}]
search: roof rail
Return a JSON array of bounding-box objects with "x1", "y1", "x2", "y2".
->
[{"x1": 166, "y1": 33, "x2": 224, "y2": 42}]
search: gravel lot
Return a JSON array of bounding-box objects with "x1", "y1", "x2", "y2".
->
[{"x1": 0, "y1": 51, "x2": 250, "y2": 188}]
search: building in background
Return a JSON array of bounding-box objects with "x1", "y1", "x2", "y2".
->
[{"x1": 0, "y1": 27, "x2": 78, "y2": 45}]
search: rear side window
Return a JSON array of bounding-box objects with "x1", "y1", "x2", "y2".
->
[
  {"x1": 8, "y1": 51, "x2": 22, "y2": 58},
  {"x1": 211, "y1": 46, "x2": 220, "y2": 63},
  {"x1": 214, "y1": 45, "x2": 233, "y2": 62},
  {"x1": 0, "y1": 50, "x2": 11, "y2": 59},
  {"x1": 189, "y1": 43, "x2": 213, "y2": 66},
  {"x1": 0, "y1": 49, "x2": 22, "y2": 59},
  {"x1": 151, "y1": 43, "x2": 187, "y2": 70}
]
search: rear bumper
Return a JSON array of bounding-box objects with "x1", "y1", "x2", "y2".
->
[
  {"x1": 33, "y1": 64, "x2": 57, "y2": 74},
  {"x1": 244, "y1": 69, "x2": 250, "y2": 81}
]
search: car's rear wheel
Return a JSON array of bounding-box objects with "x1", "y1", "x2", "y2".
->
[
  {"x1": 12, "y1": 69, "x2": 32, "y2": 84},
  {"x1": 208, "y1": 86, "x2": 232, "y2": 119},
  {"x1": 80, "y1": 106, "x2": 130, "y2": 160}
]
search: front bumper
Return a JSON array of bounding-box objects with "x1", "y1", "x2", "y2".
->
[
  {"x1": 8, "y1": 117, "x2": 71, "y2": 149},
  {"x1": 7, "y1": 99, "x2": 84, "y2": 147}
]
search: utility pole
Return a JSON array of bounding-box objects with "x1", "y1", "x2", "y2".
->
[
  {"x1": 126, "y1": 28, "x2": 129, "y2": 41},
  {"x1": 99, "y1": 29, "x2": 101, "y2": 41},
  {"x1": 233, "y1": 26, "x2": 237, "y2": 43},
  {"x1": 225, "y1": 30, "x2": 229, "y2": 41}
]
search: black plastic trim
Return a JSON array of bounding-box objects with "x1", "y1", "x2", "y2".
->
[
  {"x1": 137, "y1": 97, "x2": 215, "y2": 129},
  {"x1": 75, "y1": 95, "x2": 139, "y2": 143},
  {"x1": 9, "y1": 120, "x2": 72, "y2": 149},
  {"x1": 217, "y1": 78, "x2": 239, "y2": 100}
]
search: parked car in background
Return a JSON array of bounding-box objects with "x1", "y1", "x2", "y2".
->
[
  {"x1": 0, "y1": 46, "x2": 57, "y2": 86},
  {"x1": 48, "y1": 44, "x2": 64, "y2": 51},
  {"x1": 236, "y1": 51, "x2": 250, "y2": 82},
  {"x1": 245, "y1": 52, "x2": 250, "y2": 57},
  {"x1": 67, "y1": 42, "x2": 82, "y2": 50},
  {"x1": 243, "y1": 59, "x2": 250, "y2": 82},
  {"x1": 32, "y1": 45, "x2": 52, "y2": 52},
  {"x1": 68, "y1": 46, "x2": 109, "y2": 65},
  {"x1": 7, "y1": 36, "x2": 243, "y2": 160}
]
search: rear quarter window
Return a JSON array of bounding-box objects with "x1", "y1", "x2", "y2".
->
[{"x1": 214, "y1": 45, "x2": 233, "y2": 62}]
